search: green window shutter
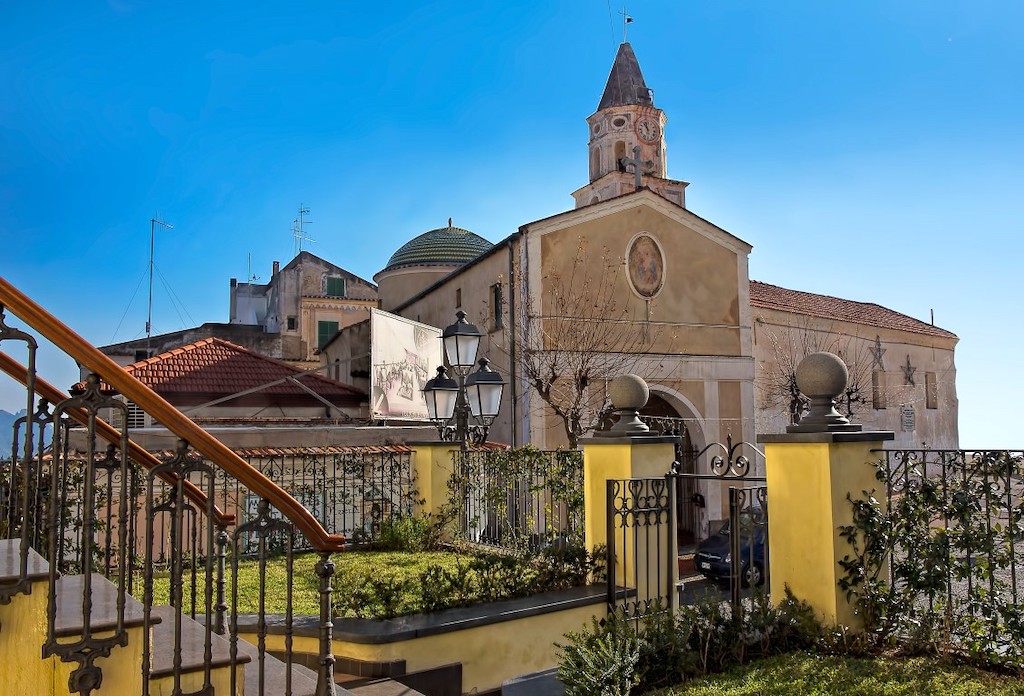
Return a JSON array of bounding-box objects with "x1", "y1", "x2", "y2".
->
[
  {"x1": 318, "y1": 321, "x2": 339, "y2": 349},
  {"x1": 325, "y1": 276, "x2": 346, "y2": 297}
]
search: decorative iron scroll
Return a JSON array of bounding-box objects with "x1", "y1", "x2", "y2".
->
[{"x1": 670, "y1": 434, "x2": 763, "y2": 479}]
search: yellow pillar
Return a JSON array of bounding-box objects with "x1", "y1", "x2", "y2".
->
[
  {"x1": 759, "y1": 431, "x2": 893, "y2": 628},
  {"x1": 582, "y1": 435, "x2": 678, "y2": 604},
  {"x1": 408, "y1": 441, "x2": 461, "y2": 518}
]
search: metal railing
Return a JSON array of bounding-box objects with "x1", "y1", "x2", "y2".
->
[
  {"x1": 0, "y1": 276, "x2": 342, "y2": 696},
  {"x1": 454, "y1": 448, "x2": 584, "y2": 553},
  {"x1": 878, "y1": 449, "x2": 1023, "y2": 656}
]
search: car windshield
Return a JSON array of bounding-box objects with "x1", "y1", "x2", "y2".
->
[{"x1": 715, "y1": 509, "x2": 765, "y2": 536}]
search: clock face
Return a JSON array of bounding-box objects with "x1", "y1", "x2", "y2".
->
[{"x1": 636, "y1": 118, "x2": 660, "y2": 143}]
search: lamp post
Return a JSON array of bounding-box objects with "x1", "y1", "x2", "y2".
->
[{"x1": 422, "y1": 311, "x2": 506, "y2": 447}]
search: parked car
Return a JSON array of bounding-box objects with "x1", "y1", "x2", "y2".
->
[{"x1": 694, "y1": 513, "x2": 767, "y2": 587}]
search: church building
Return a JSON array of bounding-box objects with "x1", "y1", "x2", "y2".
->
[{"x1": 359, "y1": 42, "x2": 959, "y2": 467}]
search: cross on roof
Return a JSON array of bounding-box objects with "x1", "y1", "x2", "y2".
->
[{"x1": 619, "y1": 145, "x2": 654, "y2": 190}]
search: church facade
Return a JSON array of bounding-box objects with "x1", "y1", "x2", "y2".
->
[{"x1": 366, "y1": 42, "x2": 959, "y2": 464}]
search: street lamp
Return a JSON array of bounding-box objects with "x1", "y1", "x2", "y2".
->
[{"x1": 422, "y1": 311, "x2": 506, "y2": 446}]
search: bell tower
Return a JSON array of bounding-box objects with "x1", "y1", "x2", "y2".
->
[{"x1": 572, "y1": 43, "x2": 688, "y2": 209}]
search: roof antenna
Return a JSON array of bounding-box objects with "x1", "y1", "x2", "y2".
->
[
  {"x1": 292, "y1": 204, "x2": 316, "y2": 255},
  {"x1": 247, "y1": 251, "x2": 259, "y2": 283},
  {"x1": 147, "y1": 214, "x2": 173, "y2": 359},
  {"x1": 619, "y1": 6, "x2": 633, "y2": 43}
]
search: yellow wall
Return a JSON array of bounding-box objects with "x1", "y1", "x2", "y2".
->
[
  {"x1": 248, "y1": 601, "x2": 603, "y2": 694},
  {"x1": 763, "y1": 437, "x2": 888, "y2": 628},
  {"x1": 410, "y1": 442, "x2": 460, "y2": 519},
  {"x1": 0, "y1": 580, "x2": 145, "y2": 696}
]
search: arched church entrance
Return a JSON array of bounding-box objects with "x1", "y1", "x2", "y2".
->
[{"x1": 641, "y1": 392, "x2": 704, "y2": 545}]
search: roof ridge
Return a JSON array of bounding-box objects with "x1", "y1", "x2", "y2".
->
[{"x1": 749, "y1": 279, "x2": 957, "y2": 339}]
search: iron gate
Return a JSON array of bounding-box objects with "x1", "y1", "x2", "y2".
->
[{"x1": 606, "y1": 436, "x2": 767, "y2": 617}]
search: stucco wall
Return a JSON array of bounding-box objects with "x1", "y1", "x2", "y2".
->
[{"x1": 752, "y1": 306, "x2": 959, "y2": 449}]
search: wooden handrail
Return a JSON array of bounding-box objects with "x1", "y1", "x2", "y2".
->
[
  {"x1": 0, "y1": 277, "x2": 345, "y2": 552},
  {"x1": 0, "y1": 351, "x2": 235, "y2": 527}
]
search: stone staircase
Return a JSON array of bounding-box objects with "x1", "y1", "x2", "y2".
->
[{"x1": 0, "y1": 539, "x2": 421, "y2": 695}]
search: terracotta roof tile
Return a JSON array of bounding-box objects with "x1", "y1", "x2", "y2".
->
[
  {"x1": 104, "y1": 338, "x2": 366, "y2": 399},
  {"x1": 750, "y1": 281, "x2": 957, "y2": 339}
]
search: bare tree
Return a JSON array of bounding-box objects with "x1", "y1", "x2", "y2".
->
[
  {"x1": 502, "y1": 240, "x2": 666, "y2": 449},
  {"x1": 756, "y1": 315, "x2": 872, "y2": 425}
]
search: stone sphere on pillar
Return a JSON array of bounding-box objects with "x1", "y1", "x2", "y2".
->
[
  {"x1": 787, "y1": 351, "x2": 862, "y2": 433},
  {"x1": 609, "y1": 374, "x2": 650, "y2": 411},
  {"x1": 795, "y1": 352, "x2": 848, "y2": 401}
]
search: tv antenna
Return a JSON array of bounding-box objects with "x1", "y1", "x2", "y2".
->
[
  {"x1": 147, "y1": 215, "x2": 174, "y2": 358},
  {"x1": 247, "y1": 251, "x2": 259, "y2": 283},
  {"x1": 292, "y1": 205, "x2": 315, "y2": 254}
]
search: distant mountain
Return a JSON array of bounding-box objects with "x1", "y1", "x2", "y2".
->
[{"x1": 0, "y1": 408, "x2": 23, "y2": 457}]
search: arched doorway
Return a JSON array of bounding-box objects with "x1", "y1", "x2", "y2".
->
[{"x1": 641, "y1": 391, "x2": 704, "y2": 545}]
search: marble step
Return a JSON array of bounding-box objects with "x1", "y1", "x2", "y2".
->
[
  {"x1": 53, "y1": 572, "x2": 151, "y2": 637},
  {"x1": 0, "y1": 538, "x2": 49, "y2": 585}
]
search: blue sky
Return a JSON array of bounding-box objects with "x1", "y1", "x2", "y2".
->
[{"x1": 1, "y1": 1, "x2": 1022, "y2": 447}]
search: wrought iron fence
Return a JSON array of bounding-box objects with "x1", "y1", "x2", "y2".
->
[
  {"x1": 39, "y1": 445, "x2": 416, "y2": 571},
  {"x1": 870, "y1": 449, "x2": 1024, "y2": 660},
  {"x1": 454, "y1": 448, "x2": 584, "y2": 553},
  {"x1": 227, "y1": 448, "x2": 415, "y2": 551},
  {"x1": 606, "y1": 476, "x2": 675, "y2": 621}
]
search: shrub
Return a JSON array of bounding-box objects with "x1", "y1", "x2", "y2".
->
[
  {"x1": 557, "y1": 615, "x2": 641, "y2": 696},
  {"x1": 375, "y1": 514, "x2": 439, "y2": 552},
  {"x1": 557, "y1": 590, "x2": 822, "y2": 694}
]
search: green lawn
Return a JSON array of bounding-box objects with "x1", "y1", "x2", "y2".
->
[
  {"x1": 651, "y1": 652, "x2": 1024, "y2": 696},
  {"x1": 147, "y1": 550, "x2": 465, "y2": 617}
]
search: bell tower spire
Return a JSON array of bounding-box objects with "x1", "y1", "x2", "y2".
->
[{"x1": 572, "y1": 43, "x2": 688, "y2": 209}]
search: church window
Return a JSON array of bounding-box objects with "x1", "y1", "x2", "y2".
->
[
  {"x1": 455, "y1": 288, "x2": 462, "y2": 308},
  {"x1": 872, "y1": 370, "x2": 886, "y2": 410},
  {"x1": 612, "y1": 116, "x2": 626, "y2": 128},
  {"x1": 614, "y1": 141, "x2": 626, "y2": 169},
  {"x1": 286, "y1": 316, "x2": 297, "y2": 331},
  {"x1": 925, "y1": 372, "x2": 938, "y2": 409},
  {"x1": 325, "y1": 276, "x2": 346, "y2": 297},
  {"x1": 317, "y1": 320, "x2": 339, "y2": 350},
  {"x1": 590, "y1": 148, "x2": 600, "y2": 177},
  {"x1": 491, "y1": 282, "x2": 503, "y2": 330}
]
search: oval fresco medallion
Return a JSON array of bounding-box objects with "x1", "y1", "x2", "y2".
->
[{"x1": 626, "y1": 233, "x2": 665, "y2": 299}]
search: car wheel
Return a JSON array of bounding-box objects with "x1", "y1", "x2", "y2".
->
[{"x1": 743, "y1": 562, "x2": 764, "y2": 588}]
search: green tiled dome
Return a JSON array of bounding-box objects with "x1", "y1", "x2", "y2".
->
[{"x1": 383, "y1": 225, "x2": 493, "y2": 272}]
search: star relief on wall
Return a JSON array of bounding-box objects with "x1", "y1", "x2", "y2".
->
[
  {"x1": 870, "y1": 335, "x2": 886, "y2": 369},
  {"x1": 902, "y1": 355, "x2": 916, "y2": 386}
]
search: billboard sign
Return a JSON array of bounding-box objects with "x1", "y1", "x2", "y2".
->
[{"x1": 369, "y1": 308, "x2": 441, "y2": 420}]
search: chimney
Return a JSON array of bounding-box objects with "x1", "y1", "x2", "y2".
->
[{"x1": 272, "y1": 261, "x2": 280, "y2": 276}]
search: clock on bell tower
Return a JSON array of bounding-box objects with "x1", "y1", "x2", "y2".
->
[{"x1": 572, "y1": 42, "x2": 687, "y2": 209}]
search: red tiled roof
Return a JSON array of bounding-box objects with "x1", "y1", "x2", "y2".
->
[
  {"x1": 750, "y1": 281, "x2": 957, "y2": 339},
  {"x1": 145, "y1": 442, "x2": 506, "y2": 459},
  {"x1": 114, "y1": 338, "x2": 366, "y2": 399}
]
